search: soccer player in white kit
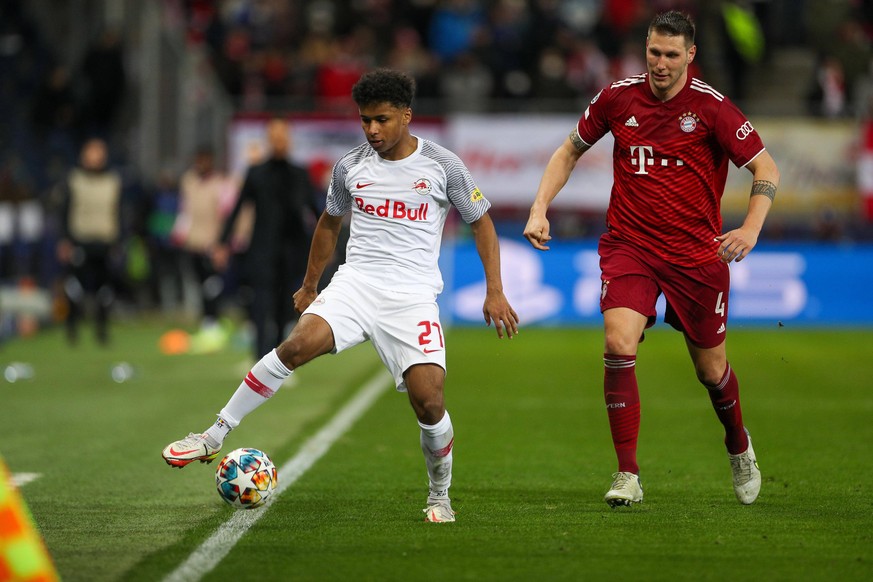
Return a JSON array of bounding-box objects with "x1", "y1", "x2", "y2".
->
[{"x1": 162, "y1": 69, "x2": 520, "y2": 522}]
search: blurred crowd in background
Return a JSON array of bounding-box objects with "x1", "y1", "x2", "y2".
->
[{"x1": 1, "y1": 0, "x2": 872, "y2": 344}]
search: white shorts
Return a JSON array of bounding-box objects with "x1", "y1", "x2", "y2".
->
[{"x1": 303, "y1": 266, "x2": 447, "y2": 391}]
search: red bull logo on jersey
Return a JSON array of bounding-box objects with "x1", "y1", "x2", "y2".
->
[{"x1": 354, "y1": 197, "x2": 429, "y2": 221}]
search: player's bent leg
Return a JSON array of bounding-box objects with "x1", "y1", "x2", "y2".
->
[
  {"x1": 163, "y1": 315, "x2": 335, "y2": 469},
  {"x1": 275, "y1": 313, "x2": 336, "y2": 369},
  {"x1": 604, "y1": 471, "x2": 644, "y2": 507}
]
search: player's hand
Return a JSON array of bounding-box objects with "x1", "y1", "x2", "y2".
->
[
  {"x1": 293, "y1": 286, "x2": 318, "y2": 314},
  {"x1": 483, "y1": 291, "x2": 520, "y2": 339},
  {"x1": 523, "y1": 215, "x2": 552, "y2": 251},
  {"x1": 715, "y1": 226, "x2": 759, "y2": 263}
]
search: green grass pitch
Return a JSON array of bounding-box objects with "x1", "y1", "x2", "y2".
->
[{"x1": 1, "y1": 319, "x2": 871, "y2": 581}]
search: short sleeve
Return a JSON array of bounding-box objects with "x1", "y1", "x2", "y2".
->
[
  {"x1": 576, "y1": 87, "x2": 612, "y2": 147},
  {"x1": 713, "y1": 98, "x2": 766, "y2": 168}
]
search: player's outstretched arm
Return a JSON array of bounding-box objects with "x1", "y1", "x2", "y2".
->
[
  {"x1": 470, "y1": 213, "x2": 519, "y2": 339},
  {"x1": 716, "y1": 151, "x2": 780, "y2": 263},
  {"x1": 293, "y1": 211, "x2": 344, "y2": 313},
  {"x1": 523, "y1": 135, "x2": 587, "y2": 251}
]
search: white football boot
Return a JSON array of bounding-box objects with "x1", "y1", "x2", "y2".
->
[
  {"x1": 162, "y1": 433, "x2": 222, "y2": 468},
  {"x1": 423, "y1": 498, "x2": 455, "y2": 523},
  {"x1": 604, "y1": 471, "x2": 644, "y2": 507},
  {"x1": 729, "y1": 429, "x2": 761, "y2": 505}
]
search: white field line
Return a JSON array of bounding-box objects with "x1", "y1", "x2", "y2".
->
[
  {"x1": 163, "y1": 369, "x2": 391, "y2": 582},
  {"x1": 12, "y1": 473, "x2": 42, "y2": 487}
]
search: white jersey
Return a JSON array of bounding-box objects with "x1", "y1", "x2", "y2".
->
[{"x1": 325, "y1": 136, "x2": 490, "y2": 294}]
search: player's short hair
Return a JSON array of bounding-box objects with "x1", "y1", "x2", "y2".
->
[
  {"x1": 648, "y1": 10, "x2": 696, "y2": 47},
  {"x1": 352, "y1": 69, "x2": 416, "y2": 110}
]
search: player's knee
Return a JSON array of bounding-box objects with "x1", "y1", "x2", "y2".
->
[
  {"x1": 412, "y1": 396, "x2": 444, "y2": 425},
  {"x1": 695, "y1": 363, "x2": 725, "y2": 387},
  {"x1": 275, "y1": 318, "x2": 333, "y2": 369},
  {"x1": 604, "y1": 331, "x2": 637, "y2": 356},
  {"x1": 275, "y1": 335, "x2": 309, "y2": 369}
]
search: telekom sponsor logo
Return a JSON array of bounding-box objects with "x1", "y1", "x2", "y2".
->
[{"x1": 354, "y1": 197, "x2": 429, "y2": 221}]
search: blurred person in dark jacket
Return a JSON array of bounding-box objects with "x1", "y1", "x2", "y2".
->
[
  {"x1": 56, "y1": 138, "x2": 122, "y2": 345},
  {"x1": 212, "y1": 119, "x2": 320, "y2": 360}
]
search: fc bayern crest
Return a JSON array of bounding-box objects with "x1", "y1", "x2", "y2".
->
[
  {"x1": 412, "y1": 178, "x2": 432, "y2": 196},
  {"x1": 679, "y1": 112, "x2": 699, "y2": 133}
]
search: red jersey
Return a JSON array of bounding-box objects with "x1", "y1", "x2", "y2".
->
[{"x1": 577, "y1": 73, "x2": 766, "y2": 267}]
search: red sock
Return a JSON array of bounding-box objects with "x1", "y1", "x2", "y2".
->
[
  {"x1": 604, "y1": 354, "x2": 640, "y2": 474},
  {"x1": 706, "y1": 363, "x2": 748, "y2": 454}
]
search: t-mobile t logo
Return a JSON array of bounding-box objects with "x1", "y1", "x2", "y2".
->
[
  {"x1": 630, "y1": 145, "x2": 653, "y2": 174},
  {"x1": 630, "y1": 145, "x2": 685, "y2": 174}
]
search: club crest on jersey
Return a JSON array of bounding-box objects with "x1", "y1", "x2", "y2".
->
[
  {"x1": 678, "y1": 112, "x2": 699, "y2": 133},
  {"x1": 591, "y1": 89, "x2": 603, "y2": 104},
  {"x1": 470, "y1": 187, "x2": 483, "y2": 202},
  {"x1": 412, "y1": 178, "x2": 432, "y2": 196}
]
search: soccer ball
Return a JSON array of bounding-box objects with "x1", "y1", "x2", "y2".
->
[{"x1": 215, "y1": 448, "x2": 278, "y2": 509}]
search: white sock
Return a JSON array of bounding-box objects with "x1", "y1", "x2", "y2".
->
[
  {"x1": 204, "y1": 349, "x2": 292, "y2": 444},
  {"x1": 419, "y1": 411, "x2": 454, "y2": 499}
]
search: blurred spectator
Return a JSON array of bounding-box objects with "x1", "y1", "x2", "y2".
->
[
  {"x1": 428, "y1": 0, "x2": 486, "y2": 64},
  {"x1": 611, "y1": 38, "x2": 646, "y2": 80},
  {"x1": 597, "y1": 0, "x2": 650, "y2": 56},
  {"x1": 831, "y1": 18, "x2": 873, "y2": 112},
  {"x1": 439, "y1": 51, "x2": 494, "y2": 112},
  {"x1": 566, "y1": 36, "x2": 611, "y2": 98},
  {"x1": 0, "y1": 155, "x2": 41, "y2": 282},
  {"x1": 529, "y1": 0, "x2": 567, "y2": 54},
  {"x1": 174, "y1": 146, "x2": 231, "y2": 345},
  {"x1": 484, "y1": 0, "x2": 533, "y2": 99},
  {"x1": 532, "y1": 45, "x2": 577, "y2": 102},
  {"x1": 213, "y1": 119, "x2": 320, "y2": 361},
  {"x1": 314, "y1": 30, "x2": 372, "y2": 111},
  {"x1": 56, "y1": 138, "x2": 122, "y2": 345},
  {"x1": 808, "y1": 54, "x2": 847, "y2": 118},
  {"x1": 145, "y1": 168, "x2": 182, "y2": 311},
  {"x1": 385, "y1": 26, "x2": 440, "y2": 100}
]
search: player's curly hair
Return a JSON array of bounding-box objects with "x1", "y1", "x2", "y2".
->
[
  {"x1": 351, "y1": 69, "x2": 416, "y2": 109},
  {"x1": 648, "y1": 10, "x2": 695, "y2": 46}
]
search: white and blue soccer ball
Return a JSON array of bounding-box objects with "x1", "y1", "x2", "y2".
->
[{"x1": 215, "y1": 448, "x2": 277, "y2": 509}]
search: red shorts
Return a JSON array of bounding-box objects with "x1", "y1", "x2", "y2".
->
[{"x1": 598, "y1": 233, "x2": 730, "y2": 348}]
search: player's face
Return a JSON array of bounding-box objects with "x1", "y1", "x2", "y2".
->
[
  {"x1": 645, "y1": 31, "x2": 696, "y2": 101},
  {"x1": 359, "y1": 102, "x2": 413, "y2": 160}
]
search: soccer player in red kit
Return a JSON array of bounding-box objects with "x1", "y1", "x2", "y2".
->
[{"x1": 524, "y1": 10, "x2": 780, "y2": 506}]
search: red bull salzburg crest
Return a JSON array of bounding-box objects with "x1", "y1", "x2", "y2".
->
[{"x1": 412, "y1": 178, "x2": 432, "y2": 196}]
